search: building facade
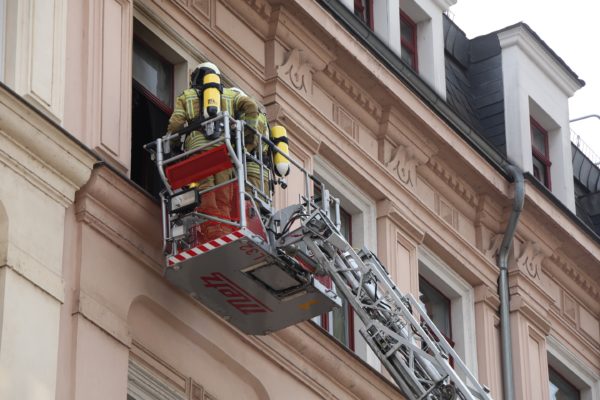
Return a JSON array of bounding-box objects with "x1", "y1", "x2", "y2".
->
[{"x1": 0, "y1": 0, "x2": 598, "y2": 399}]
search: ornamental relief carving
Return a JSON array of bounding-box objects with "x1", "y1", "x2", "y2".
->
[
  {"x1": 385, "y1": 144, "x2": 420, "y2": 189},
  {"x1": 517, "y1": 241, "x2": 546, "y2": 282},
  {"x1": 484, "y1": 233, "x2": 503, "y2": 261},
  {"x1": 277, "y1": 49, "x2": 313, "y2": 98}
]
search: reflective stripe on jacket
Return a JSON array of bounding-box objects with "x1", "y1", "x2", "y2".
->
[{"x1": 167, "y1": 87, "x2": 261, "y2": 151}]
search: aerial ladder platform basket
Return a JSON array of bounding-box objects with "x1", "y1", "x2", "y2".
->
[{"x1": 145, "y1": 113, "x2": 492, "y2": 400}]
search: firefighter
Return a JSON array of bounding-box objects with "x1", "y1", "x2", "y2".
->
[
  {"x1": 229, "y1": 87, "x2": 271, "y2": 197},
  {"x1": 167, "y1": 62, "x2": 262, "y2": 243}
]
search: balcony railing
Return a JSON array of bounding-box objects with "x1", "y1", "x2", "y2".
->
[{"x1": 571, "y1": 129, "x2": 600, "y2": 166}]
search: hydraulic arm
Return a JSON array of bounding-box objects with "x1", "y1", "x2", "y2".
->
[{"x1": 146, "y1": 114, "x2": 492, "y2": 400}]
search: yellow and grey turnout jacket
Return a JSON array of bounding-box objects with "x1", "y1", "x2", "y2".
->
[{"x1": 167, "y1": 87, "x2": 269, "y2": 178}]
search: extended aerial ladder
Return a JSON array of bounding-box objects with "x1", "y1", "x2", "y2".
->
[{"x1": 145, "y1": 113, "x2": 492, "y2": 400}]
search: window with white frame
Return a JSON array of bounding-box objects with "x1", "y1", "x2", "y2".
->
[
  {"x1": 418, "y1": 247, "x2": 478, "y2": 375},
  {"x1": 312, "y1": 156, "x2": 378, "y2": 365},
  {"x1": 547, "y1": 336, "x2": 600, "y2": 400}
]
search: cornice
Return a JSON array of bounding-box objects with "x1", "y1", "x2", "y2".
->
[
  {"x1": 377, "y1": 199, "x2": 425, "y2": 244},
  {"x1": 263, "y1": 322, "x2": 403, "y2": 399},
  {"x1": 426, "y1": 157, "x2": 479, "y2": 208},
  {"x1": 549, "y1": 252, "x2": 600, "y2": 303},
  {"x1": 0, "y1": 84, "x2": 97, "y2": 206},
  {"x1": 434, "y1": 0, "x2": 457, "y2": 10},
  {"x1": 75, "y1": 165, "x2": 163, "y2": 273},
  {"x1": 323, "y1": 63, "x2": 383, "y2": 122},
  {"x1": 497, "y1": 26, "x2": 583, "y2": 96}
]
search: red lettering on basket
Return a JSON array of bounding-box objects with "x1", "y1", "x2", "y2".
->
[{"x1": 201, "y1": 272, "x2": 272, "y2": 314}]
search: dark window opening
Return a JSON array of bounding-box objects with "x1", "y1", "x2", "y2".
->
[
  {"x1": 400, "y1": 12, "x2": 418, "y2": 71},
  {"x1": 548, "y1": 367, "x2": 580, "y2": 400},
  {"x1": 313, "y1": 186, "x2": 355, "y2": 350},
  {"x1": 531, "y1": 117, "x2": 552, "y2": 190},
  {"x1": 419, "y1": 276, "x2": 453, "y2": 347},
  {"x1": 354, "y1": 0, "x2": 374, "y2": 29},
  {"x1": 131, "y1": 38, "x2": 174, "y2": 197}
]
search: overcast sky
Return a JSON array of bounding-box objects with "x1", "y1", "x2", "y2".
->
[{"x1": 449, "y1": 0, "x2": 600, "y2": 156}]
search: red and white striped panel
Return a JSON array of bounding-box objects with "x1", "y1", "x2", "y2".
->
[{"x1": 168, "y1": 230, "x2": 245, "y2": 266}]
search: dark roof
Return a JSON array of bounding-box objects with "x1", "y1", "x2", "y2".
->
[
  {"x1": 444, "y1": 16, "x2": 507, "y2": 155},
  {"x1": 443, "y1": 15, "x2": 600, "y2": 234}
]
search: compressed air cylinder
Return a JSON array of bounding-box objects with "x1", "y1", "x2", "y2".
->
[
  {"x1": 270, "y1": 125, "x2": 290, "y2": 177},
  {"x1": 202, "y1": 73, "x2": 221, "y2": 119}
]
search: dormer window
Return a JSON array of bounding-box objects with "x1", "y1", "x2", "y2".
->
[
  {"x1": 400, "y1": 12, "x2": 418, "y2": 71},
  {"x1": 531, "y1": 117, "x2": 552, "y2": 189},
  {"x1": 354, "y1": 0, "x2": 373, "y2": 29}
]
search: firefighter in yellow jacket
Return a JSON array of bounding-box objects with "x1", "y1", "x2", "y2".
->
[
  {"x1": 229, "y1": 87, "x2": 270, "y2": 197},
  {"x1": 167, "y1": 62, "x2": 261, "y2": 242}
]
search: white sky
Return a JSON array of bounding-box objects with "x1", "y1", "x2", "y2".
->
[{"x1": 449, "y1": 0, "x2": 600, "y2": 157}]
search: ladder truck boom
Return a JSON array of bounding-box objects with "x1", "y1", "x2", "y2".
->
[{"x1": 145, "y1": 114, "x2": 492, "y2": 400}]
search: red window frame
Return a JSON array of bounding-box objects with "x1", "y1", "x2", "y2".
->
[
  {"x1": 530, "y1": 117, "x2": 552, "y2": 190},
  {"x1": 354, "y1": 0, "x2": 374, "y2": 29},
  {"x1": 400, "y1": 12, "x2": 418, "y2": 71}
]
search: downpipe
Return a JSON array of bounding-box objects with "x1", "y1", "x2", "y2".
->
[{"x1": 497, "y1": 164, "x2": 524, "y2": 400}]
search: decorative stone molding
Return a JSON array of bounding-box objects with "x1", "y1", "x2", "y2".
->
[
  {"x1": 484, "y1": 233, "x2": 503, "y2": 261},
  {"x1": 385, "y1": 144, "x2": 421, "y2": 190},
  {"x1": 561, "y1": 291, "x2": 578, "y2": 325},
  {"x1": 549, "y1": 252, "x2": 600, "y2": 302},
  {"x1": 75, "y1": 165, "x2": 163, "y2": 273},
  {"x1": 277, "y1": 49, "x2": 314, "y2": 99},
  {"x1": 426, "y1": 157, "x2": 478, "y2": 208},
  {"x1": 474, "y1": 284, "x2": 501, "y2": 309},
  {"x1": 0, "y1": 84, "x2": 97, "y2": 206},
  {"x1": 241, "y1": 0, "x2": 272, "y2": 19},
  {"x1": 175, "y1": 0, "x2": 209, "y2": 15},
  {"x1": 323, "y1": 63, "x2": 382, "y2": 121},
  {"x1": 516, "y1": 241, "x2": 545, "y2": 282},
  {"x1": 332, "y1": 103, "x2": 358, "y2": 140}
]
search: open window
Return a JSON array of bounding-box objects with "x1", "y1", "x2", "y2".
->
[
  {"x1": 130, "y1": 19, "x2": 188, "y2": 197},
  {"x1": 131, "y1": 37, "x2": 174, "y2": 197}
]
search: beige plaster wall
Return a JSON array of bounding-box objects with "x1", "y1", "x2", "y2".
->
[
  {"x1": 45, "y1": 0, "x2": 600, "y2": 398},
  {"x1": 0, "y1": 85, "x2": 95, "y2": 400}
]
